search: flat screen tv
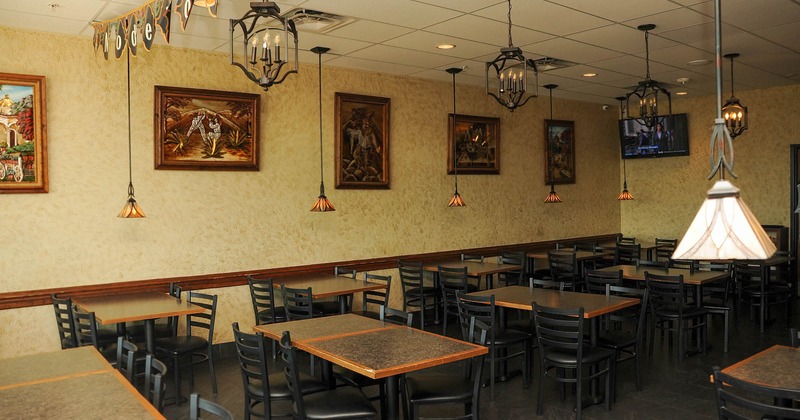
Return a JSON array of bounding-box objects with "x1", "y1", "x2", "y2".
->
[{"x1": 619, "y1": 113, "x2": 689, "y2": 159}]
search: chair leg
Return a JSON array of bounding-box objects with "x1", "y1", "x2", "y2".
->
[
  {"x1": 677, "y1": 321, "x2": 684, "y2": 362},
  {"x1": 173, "y1": 354, "x2": 182, "y2": 406},
  {"x1": 723, "y1": 311, "x2": 729, "y2": 353},
  {"x1": 208, "y1": 348, "x2": 218, "y2": 395},
  {"x1": 536, "y1": 364, "x2": 545, "y2": 416},
  {"x1": 575, "y1": 364, "x2": 582, "y2": 420}
]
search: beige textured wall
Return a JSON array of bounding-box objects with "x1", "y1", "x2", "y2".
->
[
  {"x1": 621, "y1": 84, "x2": 799, "y2": 242},
  {"x1": 0, "y1": 27, "x2": 621, "y2": 357}
]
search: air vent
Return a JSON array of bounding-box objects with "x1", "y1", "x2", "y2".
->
[
  {"x1": 532, "y1": 57, "x2": 577, "y2": 72},
  {"x1": 285, "y1": 9, "x2": 355, "y2": 33}
]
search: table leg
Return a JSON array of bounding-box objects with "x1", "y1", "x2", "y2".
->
[
  {"x1": 386, "y1": 375, "x2": 399, "y2": 420},
  {"x1": 145, "y1": 319, "x2": 156, "y2": 354}
]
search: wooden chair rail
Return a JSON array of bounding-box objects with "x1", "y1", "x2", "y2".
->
[{"x1": 0, "y1": 234, "x2": 618, "y2": 311}]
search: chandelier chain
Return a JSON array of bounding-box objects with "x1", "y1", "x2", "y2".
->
[
  {"x1": 728, "y1": 56, "x2": 736, "y2": 97},
  {"x1": 507, "y1": 0, "x2": 513, "y2": 47},
  {"x1": 644, "y1": 29, "x2": 651, "y2": 80}
]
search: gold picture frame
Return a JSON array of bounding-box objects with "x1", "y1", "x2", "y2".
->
[{"x1": 0, "y1": 72, "x2": 48, "y2": 193}]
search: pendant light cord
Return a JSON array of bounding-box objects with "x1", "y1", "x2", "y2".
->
[
  {"x1": 548, "y1": 87, "x2": 555, "y2": 187},
  {"x1": 622, "y1": 158, "x2": 628, "y2": 188},
  {"x1": 644, "y1": 29, "x2": 651, "y2": 80},
  {"x1": 506, "y1": 0, "x2": 513, "y2": 48},
  {"x1": 452, "y1": 70, "x2": 459, "y2": 192},
  {"x1": 728, "y1": 55, "x2": 736, "y2": 98},
  {"x1": 126, "y1": 50, "x2": 134, "y2": 195},
  {"x1": 318, "y1": 51, "x2": 325, "y2": 194}
]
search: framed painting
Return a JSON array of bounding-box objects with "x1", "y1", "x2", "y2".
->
[
  {"x1": 0, "y1": 73, "x2": 47, "y2": 193},
  {"x1": 334, "y1": 93, "x2": 390, "y2": 189},
  {"x1": 154, "y1": 86, "x2": 260, "y2": 170},
  {"x1": 544, "y1": 119, "x2": 575, "y2": 184},
  {"x1": 448, "y1": 114, "x2": 500, "y2": 175}
]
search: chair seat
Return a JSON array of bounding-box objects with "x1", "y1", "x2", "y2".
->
[
  {"x1": 247, "y1": 372, "x2": 327, "y2": 399},
  {"x1": 256, "y1": 307, "x2": 287, "y2": 324},
  {"x1": 594, "y1": 331, "x2": 637, "y2": 352},
  {"x1": 155, "y1": 336, "x2": 208, "y2": 354},
  {"x1": 492, "y1": 328, "x2": 532, "y2": 346},
  {"x1": 405, "y1": 286, "x2": 437, "y2": 298},
  {"x1": 302, "y1": 387, "x2": 377, "y2": 420},
  {"x1": 654, "y1": 305, "x2": 708, "y2": 319},
  {"x1": 546, "y1": 345, "x2": 615, "y2": 365},
  {"x1": 405, "y1": 374, "x2": 473, "y2": 404},
  {"x1": 741, "y1": 285, "x2": 790, "y2": 297}
]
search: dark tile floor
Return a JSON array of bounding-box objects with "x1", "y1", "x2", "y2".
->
[{"x1": 163, "y1": 302, "x2": 796, "y2": 419}]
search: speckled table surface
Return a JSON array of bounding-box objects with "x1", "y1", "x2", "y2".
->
[
  {"x1": 722, "y1": 345, "x2": 800, "y2": 389},
  {"x1": 253, "y1": 313, "x2": 391, "y2": 341},
  {"x1": 0, "y1": 346, "x2": 110, "y2": 388},
  {"x1": 275, "y1": 275, "x2": 386, "y2": 299}
]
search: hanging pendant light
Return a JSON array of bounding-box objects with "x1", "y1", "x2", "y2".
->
[
  {"x1": 485, "y1": 0, "x2": 538, "y2": 111},
  {"x1": 615, "y1": 96, "x2": 633, "y2": 201},
  {"x1": 722, "y1": 53, "x2": 748, "y2": 139},
  {"x1": 118, "y1": 51, "x2": 145, "y2": 218},
  {"x1": 229, "y1": 2, "x2": 299, "y2": 91},
  {"x1": 447, "y1": 67, "x2": 466, "y2": 207},
  {"x1": 310, "y1": 47, "x2": 334, "y2": 212},
  {"x1": 625, "y1": 24, "x2": 672, "y2": 129},
  {"x1": 543, "y1": 84, "x2": 562, "y2": 204},
  {"x1": 672, "y1": 0, "x2": 775, "y2": 261}
]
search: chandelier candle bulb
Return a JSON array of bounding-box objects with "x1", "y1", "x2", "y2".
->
[{"x1": 274, "y1": 35, "x2": 281, "y2": 62}]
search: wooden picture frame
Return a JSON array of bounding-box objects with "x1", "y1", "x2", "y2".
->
[
  {"x1": 448, "y1": 114, "x2": 500, "y2": 175},
  {"x1": 154, "y1": 85, "x2": 260, "y2": 170},
  {"x1": 761, "y1": 225, "x2": 788, "y2": 252},
  {"x1": 0, "y1": 73, "x2": 47, "y2": 193},
  {"x1": 334, "y1": 93, "x2": 390, "y2": 189},
  {"x1": 544, "y1": 119, "x2": 575, "y2": 184}
]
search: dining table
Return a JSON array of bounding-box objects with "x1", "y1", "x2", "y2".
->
[
  {"x1": 527, "y1": 249, "x2": 614, "y2": 278},
  {"x1": 254, "y1": 313, "x2": 487, "y2": 420},
  {"x1": 0, "y1": 346, "x2": 164, "y2": 419},
  {"x1": 720, "y1": 345, "x2": 800, "y2": 389},
  {"x1": 73, "y1": 291, "x2": 204, "y2": 353},
  {"x1": 595, "y1": 264, "x2": 730, "y2": 307},
  {"x1": 278, "y1": 273, "x2": 387, "y2": 314},
  {"x1": 422, "y1": 259, "x2": 523, "y2": 290}
]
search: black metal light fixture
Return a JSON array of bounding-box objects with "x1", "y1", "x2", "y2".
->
[
  {"x1": 722, "y1": 53, "x2": 748, "y2": 139},
  {"x1": 615, "y1": 96, "x2": 633, "y2": 201},
  {"x1": 543, "y1": 84, "x2": 562, "y2": 203},
  {"x1": 672, "y1": 0, "x2": 774, "y2": 261},
  {"x1": 310, "y1": 47, "x2": 335, "y2": 212},
  {"x1": 625, "y1": 24, "x2": 671, "y2": 129},
  {"x1": 485, "y1": 0, "x2": 538, "y2": 111},
  {"x1": 447, "y1": 67, "x2": 466, "y2": 207},
  {"x1": 118, "y1": 51, "x2": 145, "y2": 218},
  {"x1": 229, "y1": 2, "x2": 299, "y2": 91}
]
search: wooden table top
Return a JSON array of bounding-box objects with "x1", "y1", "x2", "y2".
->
[
  {"x1": 277, "y1": 274, "x2": 386, "y2": 299},
  {"x1": 722, "y1": 345, "x2": 800, "y2": 389},
  {"x1": 74, "y1": 291, "x2": 204, "y2": 325},
  {"x1": 0, "y1": 346, "x2": 163, "y2": 419},
  {"x1": 596, "y1": 265, "x2": 729, "y2": 286},
  {"x1": 257, "y1": 314, "x2": 486, "y2": 380},
  {"x1": 0, "y1": 346, "x2": 111, "y2": 389},
  {"x1": 527, "y1": 250, "x2": 613, "y2": 261},
  {"x1": 467, "y1": 285, "x2": 640, "y2": 318},
  {"x1": 423, "y1": 259, "x2": 522, "y2": 276}
]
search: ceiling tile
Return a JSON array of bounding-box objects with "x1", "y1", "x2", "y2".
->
[
  {"x1": 325, "y1": 55, "x2": 427, "y2": 76},
  {"x1": 525, "y1": 38, "x2": 625, "y2": 64},
  {"x1": 689, "y1": 0, "x2": 800, "y2": 31},
  {"x1": 298, "y1": 0, "x2": 462, "y2": 29},
  {"x1": 548, "y1": 0, "x2": 681, "y2": 23},
  {"x1": 474, "y1": 0, "x2": 611, "y2": 36},
  {"x1": 347, "y1": 44, "x2": 463, "y2": 68},
  {"x1": 382, "y1": 31, "x2": 498, "y2": 60},
  {"x1": 424, "y1": 14, "x2": 554, "y2": 47},
  {"x1": 325, "y1": 20, "x2": 414, "y2": 44}
]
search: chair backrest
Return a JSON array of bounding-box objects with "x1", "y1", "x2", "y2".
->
[
  {"x1": 72, "y1": 307, "x2": 99, "y2": 348},
  {"x1": 167, "y1": 283, "x2": 183, "y2": 336},
  {"x1": 439, "y1": 265, "x2": 470, "y2": 317},
  {"x1": 548, "y1": 251, "x2": 578, "y2": 288},
  {"x1": 498, "y1": 251, "x2": 526, "y2": 286},
  {"x1": 461, "y1": 253, "x2": 484, "y2": 263},
  {"x1": 734, "y1": 261, "x2": 764, "y2": 291},
  {"x1": 636, "y1": 259, "x2": 668, "y2": 270},
  {"x1": 281, "y1": 285, "x2": 315, "y2": 320},
  {"x1": 532, "y1": 278, "x2": 564, "y2": 290},
  {"x1": 573, "y1": 241, "x2": 600, "y2": 252},
  {"x1": 186, "y1": 292, "x2": 217, "y2": 344},
  {"x1": 280, "y1": 331, "x2": 308, "y2": 418},
  {"x1": 712, "y1": 366, "x2": 800, "y2": 419},
  {"x1": 617, "y1": 236, "x2": 636, "y2": 245},
  {"x1": 654, "y1": 238, "x2": 678, "y2": 262},
  {"x1": 115, "y1": 336, "x2": 139, "y2": 383},
  {"x1": 398, "y1": 260, "x2": 425, "y2": 305},
  {"x1": 608, "y1": 284, "x2": 649, "y2": 338},
  {"x1": 248, "y1": 275, "x2": 280, "y2": 325},
  {"x1": 334, "y1": 266, "x2": 357, "y2": 279},
  {"x1": 231, "y1": 322, "x2": 274, "y2": 416},
  {"x1": 144, "y1": 354, "x2": 168, "y2": 413},
  {"x1": 615, "y1": 243, "x2": 641, "y2": 265},
  {"x1": 362, "y1": 272, "x2": 391, "y2": 313},
  {"x1": 669, "y1": 259, "x2": 695, "y2": 271},
  {"x1": 696, "y1": 262, "x2": 732, "y2": 297},
  {"x1": 380, "y1": 306, "x2": 413, "y2": 326},
  {"x1": 645, "y1": 272, "x2": 688, "y2": 313},
  {"x1": 532, "y1": 303, "x2": 585, "y2": 363},
  {"x1": 455, "y1": 291, "x2": 496, "y2": 347},
  {"x1": 52, "y1": 294, "x2": 77, "y2": 349},
  {"x1": 585, "y1": 269, "x2": 622, "y2": 295},
  {"x1": 189, "y1": 393, "x2": 233, "y2": 420}
]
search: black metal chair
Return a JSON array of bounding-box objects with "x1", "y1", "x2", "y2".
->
[
  {"x1": 548, "y1": 250, "x2": 582, "y2": 291},
  {"x1": 614, "y1": 243, "x2": 641, "y2": 265},
  {"x1": 143, "y1": 353, "x2": 168, "y2": 413},
  {"x1": 645, "y1": 272, "x2": 708, "y2": 361},
  {"x1": 598, "y1": 285, "x2": 649, "y2": 394},
  {"x1": 72, "y1": 307, "x2": 119, "y2": 364},
  {"x1": 617, "y1": 236, "x2": 636, "y2": 245},
  {"x1": 460, "y1": 253, "x2": 486, "y2": 290},
  {"x1": 455, "y1": 291, "x2": 531, "y2": 400},
  {"x1": 114, "y1": 336, "x2": 139, "y2": 384},
  {"x1": 281, "y1": 285, "x2": 318, "y2": 321},
  {"x1": 154, "y1": 291, "x2": 218, "y2": 406},
  {"x1": 403, "y1": 314, "x2": 488, "y2": 420},
  {"x1": 280, "y1": 330, "x2": 377, "y2": 420},
  {"x1": 316, "y1": 266, "x2": 357, "y2": 315},
  {"x1": 189, "y1": 393, "x2": 234, "y2": 420},
  {"x1": 712, "y1": 366, "x2": 800, "y2": 419},
  {"x1": 247, "y1": 276, "x2": 286, "y2": 325},
  {"x1": 52, "y1": 294, "x2": 77, "y2": 349},
  {"x1": 398, "y1": 260, "x2": 438, "y2": 331},
  {"x1": 127, "y1": 283, "x2": 183, "y2": 343},
  {"x1": 736, "y1": 260, "x2": 791, "y2": 333},
  {"x1": 636, "y1": 259, "x2": 669, "y2": 270},
  {"x1": 496, "y1": 251, "x2": 527, "y2": 287},
  {"x1": 696, "y1": 262, "x2": 732, "y2": 352},
  {"x1": 438, "y1": 265, "x2": 475, "y2": 336},
  {"x1": 654, "y1": 238, "x2": 677, "y2": 262},
  {"x1": 232, "y1": 322, "x2": 326, "y2": 420},
  {"x1": 531, "y1": 303, "x2": 615, "y2": 420},
  {"x1": 585, "y1": 269, "x2": 623, "y2": 295},
  {"x1": 354, "y1": 272, "x2": 391, "y2": 320}
]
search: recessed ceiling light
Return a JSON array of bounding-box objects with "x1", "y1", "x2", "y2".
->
[
  {"x1": 582, "y1": 73, "x2": 597, "y2": 77},
  {"x1": 437, "y1": 44, "x2": 455, "y2": 50},
  {"x1": 687, "y1": 59, "x2": 711, "y2": 66},
  {"x1": 675, "y1": 91, "x2": 688, "y2": 96}
]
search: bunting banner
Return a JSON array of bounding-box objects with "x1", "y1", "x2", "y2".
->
[{"x1": 90, "y1": 0, "x2": 219, "y2": 60}]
